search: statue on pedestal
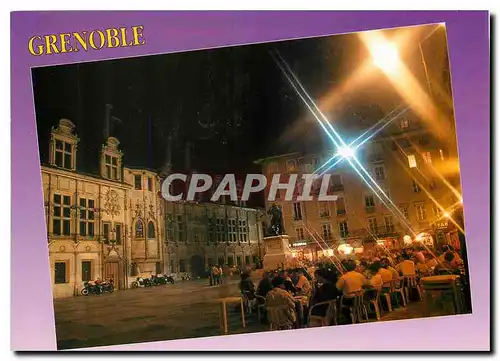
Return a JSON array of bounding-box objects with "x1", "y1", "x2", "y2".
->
[{"x1": 267, "y1": 203, "x2": 285, "y2": 236}]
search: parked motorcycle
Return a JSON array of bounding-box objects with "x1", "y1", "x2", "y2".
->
[
  {"x1": 81, "y1": 279, "x2": 114, "y2": 295},
  {"x1": 131, "y1": 276, "x2": 152, "y2": 288},
  {"x1": 151, "y1": 274, "x2": 175, "y2": 285}
]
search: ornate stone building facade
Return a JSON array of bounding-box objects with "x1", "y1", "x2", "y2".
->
[
  {"x1": 42, "y1": 119, "x2": 163, "y2": 298},
  {"x1": 164, "y1": 201, "x2": 265, "y2": 277}
]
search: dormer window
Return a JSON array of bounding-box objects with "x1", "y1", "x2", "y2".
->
[
  {"x1": 100, "y1": 137, "x2": 123, "y2": 181},
  {"x1": 49, "y1": 119, "x2": 79, "y2": 170}
]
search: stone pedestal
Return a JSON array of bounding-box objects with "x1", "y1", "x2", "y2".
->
[{"x1": 262, "y1": 235, "x2": 296, "y2": 271}]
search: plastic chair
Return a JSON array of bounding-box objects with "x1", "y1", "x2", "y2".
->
[
  {"x1": 255, "y1": 294, "x2": 267, "y2": 321},
  {"x1": 365, "y1": 287, "x2": 381, "y2": 320},
  {"x1": 390, "y1": 277, "x2": 407, "y2": 307},
  {"x1": 340, "y1": 291, "x2": 368, "y2": 324},
  {"x1": 308, "y1": 299, "x2": 338, "y2": 327},
  {"x1": 403, "y1": 275, "x2": 423, "y2": 302},
  {"x1": 380, "y1": 282, "x2": 393, "y2": 312}
]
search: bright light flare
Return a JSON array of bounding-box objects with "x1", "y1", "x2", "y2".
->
[
  {"x1": 370, "y1": 41, "x2": 401, "y2": 74},
  {"x1": 337, "y1": 146, "x2": 355, "y2": 158},
  {"x1": 444, "y1": 212, "x2": 451, "y2": 218}
]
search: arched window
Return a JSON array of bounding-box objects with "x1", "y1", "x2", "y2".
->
[
  {"x1": 135, "y1": 220, "x2": 144, "y2": 238},
  {"x1": 147, "y1": 221, "x2": 155, "y2": 239}
]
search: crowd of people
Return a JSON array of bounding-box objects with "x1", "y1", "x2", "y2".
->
[{"x1": 238, "y1": 244, "x2": 468, "y2": 329}]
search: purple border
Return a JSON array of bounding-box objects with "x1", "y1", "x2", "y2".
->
[{"x1": 11, "y1": 11, "x2": 490, "y2": 351}]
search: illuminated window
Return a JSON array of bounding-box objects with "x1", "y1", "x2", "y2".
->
[
  {"x1": 364, "y1": 194, "x2": 375, "y2": 208},
  {"x1": 416, "y1": 204, "x2": 427, "y2": 221},
  {"x1": 399, "y1": 118, "x2": 410, "y2": 129},
  {"x1": 412, "y1": 180, "x2": 421, "y2": 193},
  {"x1": 293, "y1": 202, "x2": 303, "y2": 220},
  {"x1": 322, "y1": 224, "x2": 332, "y2": 240},
  {"x1": 286, "y1": 159, "x2": 297, "y2": 172},
  {"x1": 422, "y1": 152, "x2": 432, "y2": 164},
  {"x1": 367, "y1": 218, "x2": 378, "y2": 233},
  {"x1": 408, "y1": 155, "x2": 417, "y2": 168},
  {"x1": 295, "y1": 227, "x2": 305, "y2": 240},
  {"x1": 374, "y1": 166, "x2": 386, "y2": 181},
  {"x1": 339, "y1": 221, "x2": 349, "y2": 238}
]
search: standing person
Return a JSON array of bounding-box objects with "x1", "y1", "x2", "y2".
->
[
  {"x1": 212, "y1": 265, "x2": 220, "y2": 286},
  {"x1": 207, "y1": 265, "x2": 213, "y2": 286}
]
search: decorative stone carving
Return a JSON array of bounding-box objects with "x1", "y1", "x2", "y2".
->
[{"x1": 104, "y1": 189, "x2": 121, "y2": 216}]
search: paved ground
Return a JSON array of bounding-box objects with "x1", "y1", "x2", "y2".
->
[{"x1": 54, "y1": 279, "x2": 456, "y2": 350}]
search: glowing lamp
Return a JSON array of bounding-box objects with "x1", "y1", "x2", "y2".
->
[
  {"x1": 403, "y1": 235, "x2": 412, "y2": 245},
  {"x1": 337, "y1": 146, "x2": 355, "y2": 159},
  {"x1": 444, "y1": 212, "x2": 451, "y2": 218},
  {"x1": 370, "y1": 41, "x2": 400, "y2": 74},
  {"x1": 338, "y1": 243, "x2": 353, "y2": 255}
]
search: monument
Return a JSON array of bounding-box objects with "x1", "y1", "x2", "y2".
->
[{"x1": 262, "y1": 204, "x2": 296, "y2": 270}]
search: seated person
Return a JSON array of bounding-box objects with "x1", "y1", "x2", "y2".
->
[
  {"x1": 256, "y1": 272, "x2": 273, "y2": 298},
  {"x1": 436, "y1": 251, "x2": 463, "y2": 274},
  {"x1": 310, "y1": 269, "x2": 340, "y2": 317},
  {"x1": 239, "y1": 272, "x2": 256, "y2": 300},
  {"x1": 375, "y1": 261, "x2": 393, "y2": 289},
  {"x1": 365, "y1": 262, "x2": 384, "y2": 289},
  {"x1": 295, "y1": 269, "x2": 312, "y2": 296},
  {"x1": 266, "y1": 277, "x2": 297, "y2": 329},
  {"x1": 381, "y1": 258, "x2": 399, "y2": 280},
  {"x1": 281, "y1": 271, "x2": 297, "y2": 294},
  {"x1": 336, "y1": 260, "x2": 366, "y2": 296},
  {"x1": 397, "y1": 253, "x2": 416, "y2": 276}
]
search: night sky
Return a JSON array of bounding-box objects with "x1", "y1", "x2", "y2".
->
[{"x1": 31, "y1": 25, "x2": 440, "y2": 177}]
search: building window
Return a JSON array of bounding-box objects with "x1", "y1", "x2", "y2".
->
[
  {"x1": 322, "y1": 224, "x2": 332, "y2": 240},
  {"x1": 115, "y1": 223, "x2": 122, "y2": 245},
  {"x1": 103, "y1": 222, "x2": 110, "y2": 242},
  {"x1": 53, "y1": 194, "x2": 71, "y2": 236},
  {"x1": 245, "y1": 255, "x2": 251, "y2": 265},
  {"x1": 228, "y1": 219, "x2": 237, "y2": 242},
  {"x1": 336, "y1": 197, "x2": 346, "y2": 216},
  {"x1": 134, "y1": 175, "x2": 142, "y2": 190},
  {"x1": 147, "y1": 221, "x2": 155, "y2": 239},
  {"x1": 179, "y1": 259, "x2": 186, "y2": 273},
  {"x1": 432, "y1": 204, "x2": 441, "y2": 218},
  {"x1": 399, "y1": 118, "x2": 410, "y2": 129},
  {"x1": 412, "y1": 180, "x2": 421, "y2": 193},
  {"x1": 237, "y1": 256, "x2": 242, "y2": 266},
  {"x1": 177, "y1": 215, "x2": 185, "y2": 242},
  {"x1": 364, "y1": 194, "x2": 375, "y2": 208},
  {"x1": 374, "y1": 166, "x2": 386, "y2": 181},
  {"x1": 330, "y1": 174, "x2": 343, "y2": 191},
  {"x1": 166, "y1": 213, "x2": 173, "y2": 241},
  {"x1": 54, "y1": 139, "x2": 73, "y2": 169},
  {"x1": 155, "y1": 262, "x2": 162, "y2": 275},
  {"x1": 218, "y1": 257, "x2": 225, "y2": 266},
  {"x1": 408, "y1": 155, "x2": 417, "y2": 168},
  {"x1": 339, "y1": 221, "x2": 349, "y2": 238},
  {"x1": 293, "y1": 202, "x2": 303, "y2": 220},
  {"x1": 238, "y1": 220, "x2": 248, "y2": 242},
  {"x1": 105, "y1": 155, "x2": 119, "y2": 180},
  {"x1": 79, "y1": 198, "x2": 95, "y2": 237},
  {"x1": 82, "y1": 261, "x2": 92, "y2": 282},
  {"x1": 422, "y1": 151, "x2": 432, "y2": 164},
  {"x1": 54, "y1": 262, "x2": 67, "y2": 284},
  {"x1": 368, "y1": 218, "x2": 378, "y2": 233},
  {"x1": 384, "y1": 216, "x2": 394, "y2": 233},
  {"x1": 416, "y1": 204, "x2": 427, "y2": 221},
  {"x1": 135, "y1": 219, "x2": 144, "y2": 238},
  {"x1": 227, "y1": 256, "x2": 234, "y2": 267},
  {"x1": 295, "y1": 227, "x2": 305, "y2": 240},
  {"x1": 268, "y1": 162, "x2": 278, "y2": 174},
  {"x1": 216, "y1": 218, "x2": 225, "y2": 243},
  {"x1": 147, "y1": 177, "x2": 153, "y2": 191},
  {"x1": 286, "y1": 159, "x2": 297, "y2": 172},
  {"x1": 400, "y1": 205, "x2": 409, "y2": 219},
  {"x1": 319, "y1": 201, "x2": 330, "y2": 217}
]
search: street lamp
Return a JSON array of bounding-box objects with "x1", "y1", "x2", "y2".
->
[
  {"x1": 370, "y1": 40, "x2": 400, "y2": 75},
  {"x1": 337, "y1": 146, "x2": 355, "y2": 159}
]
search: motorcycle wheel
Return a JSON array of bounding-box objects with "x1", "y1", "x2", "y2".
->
[
  {"x1": 108, "y1": 286, "x2": 114, "y2": 293},
  {"x1": 81, "y1": 288, "x2": 89, "y2": 296},
  {"x1": 131, "y1": 281, "x2": 139, "y2": 289}
]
